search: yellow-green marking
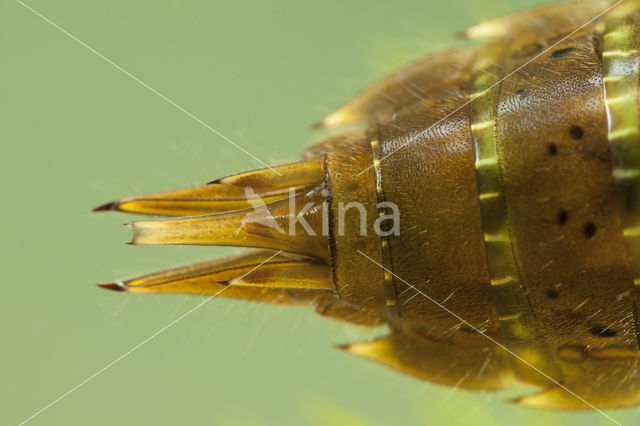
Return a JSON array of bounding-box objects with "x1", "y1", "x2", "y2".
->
[
  {"x1": 469, "y1": 44, "x2": 562, "y2": 385},
  {"x1": 603, "y1": 0, "x2": 640, "y2": 341},
  {"x1": 370, "y1": 139, "x2": 400, "y2": 322}
]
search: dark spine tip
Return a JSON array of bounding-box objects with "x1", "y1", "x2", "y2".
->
[
  {"x1": 93, "y1": 202, "x2": 117, "y2": 212},
  {"x1": 312, "y1": 120, "x2": 327, "y2": 129},
  {"x1": 334, "y1": 343, "x2": 351, "y2": 351},
  {"x1": 97, "y1": 283, "x2": 125, "y2": 292},
  {"x1": 510, "y1": 395, "x2": 525, "y2": 405},
  {"x1": 207, "y1": 178, "x2": 221, "y2": 185},
  {"x1": 454, "y1": 30, "x2": 468, "y2": 39}
]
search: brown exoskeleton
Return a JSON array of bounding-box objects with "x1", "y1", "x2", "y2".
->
[{"x1": 96, "y1": 1, "x2": 640, "y2": 409}]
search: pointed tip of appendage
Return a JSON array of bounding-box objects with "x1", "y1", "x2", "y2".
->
[
  {"x1": 96, "y1": 282, "x2": 125, "y2": 292},
  {"x1": 92, "y1": 202, "x2": 116, "y2": 212}
]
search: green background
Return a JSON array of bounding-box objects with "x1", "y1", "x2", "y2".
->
[{"x1": 1, "y1": 0, "x2": 636, "y2": 425}]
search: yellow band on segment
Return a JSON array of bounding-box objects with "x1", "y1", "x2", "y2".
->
[
  {"x1": 475, "y1": 157, "x2": 499, "y2": 168},
  {"x1": 370, "y1": 139, "x2": 400, "y2": 322},
  {"x1": 612, "y1": 168, "x2": 640, "y2": 179},
  {"x1": 490, "y1": 275, "x2": 517, "y2": 286},
  {"x1": 609, "y1": 127, "x2": 640, "y2": 140},
  {"x1": 603, "y1": 0, "x2": 640, "y2": 344},
  {"x1": 602, "y1": 49, "x2": 640, "y2": 57},
  {"x1": 479, "y1": 191, "x2": 500, "y2": 200},
  {"x1": 469, "y1": 43, "x2": 561, "y2": 385},
  {"x1": 624, "y1": 226, "x2": 640, "y2": 237},
  {"x1": 470, "y1": 120, "x2": 495, "y2": 131}
]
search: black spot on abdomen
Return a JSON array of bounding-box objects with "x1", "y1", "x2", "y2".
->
[
  {"x1": 583, "y1": 222, "x2": 597, "y2": 238},
  {"x1": 569, "y1": 125, "x2": 584, "y2": 140},
  {"x1": 546, "y1": 288, "x2": 560, "y2": 299},
  {"x1": 557, "y1": 209, "x2": 568, "y2": 225},
  {"x1": 550, "y1": 47, "x2": 575, "y2": 58},
  {"x1": 590, "y1": 325, "x2": 618, "y2": 338}
]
